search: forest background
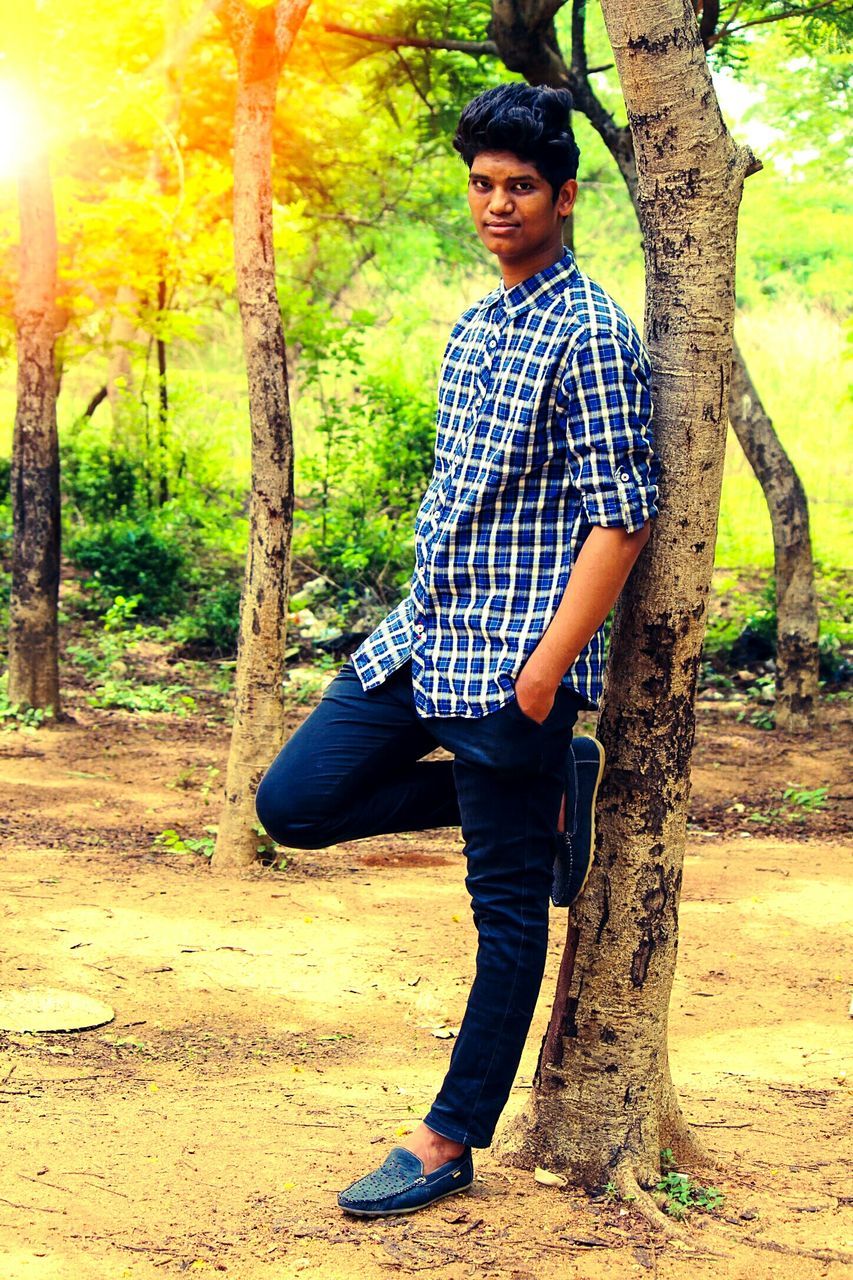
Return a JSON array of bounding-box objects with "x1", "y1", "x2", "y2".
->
[{"x1": 0, "y1": 0, "x2": 850, "y2": 728}]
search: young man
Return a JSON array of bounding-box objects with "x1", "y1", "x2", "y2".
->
[{"x1": 255, "y1": 83, "x2": 659, "y2": 1217}]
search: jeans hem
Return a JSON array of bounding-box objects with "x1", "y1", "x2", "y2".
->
[{"x1": 423, "y1": 1110, "x2": 490, "y2": 1150}]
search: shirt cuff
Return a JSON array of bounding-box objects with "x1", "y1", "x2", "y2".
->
[{"x1": 581, "y1": 471, "x2": 659, "y2": 532}]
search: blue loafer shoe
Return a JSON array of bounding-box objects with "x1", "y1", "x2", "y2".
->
[
  {"x1": 337, "y1": 1146, "x2": 474, "y2": 1217},
  {"x1": 551, "y1": 735, "x2": 605, "y2": 907}
]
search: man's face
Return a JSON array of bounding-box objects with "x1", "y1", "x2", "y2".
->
[{"x1": 467, "y1": 150, "x2": 577, "y2": 276}]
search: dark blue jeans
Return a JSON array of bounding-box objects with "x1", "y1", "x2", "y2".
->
[{"x1": 255, "y1": 658, "x2": 582, "y2": 1148}]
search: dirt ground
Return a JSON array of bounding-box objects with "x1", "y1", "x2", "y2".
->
[{"x1": 0, "y1": 686, "x2": 851, "y2": 1280}]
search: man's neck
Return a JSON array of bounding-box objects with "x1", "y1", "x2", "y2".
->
[{"x1": 499, "y1": 242, "x2": 567, "y2": 290}]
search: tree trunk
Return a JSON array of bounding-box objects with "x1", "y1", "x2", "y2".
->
[
  {"x1": 498, "y1": 0, "x2": 758, "y2": 1213},
  {"x1": 728, "y1": 338, "x2": 819, "y2": 730},
  {"x1": 106, "y1": 283, "x2": 138, "y2": 429},
  {"x1": 156, "y1": 274, "x2": 170, "y2": 506},
  {"x1": 8, "y1": 151, "x2": 62, "y2": 716},
  {"x1": 210, "y1": 0, "x2": 310, "y2": 871}
]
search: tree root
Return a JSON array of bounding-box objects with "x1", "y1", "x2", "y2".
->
[
  {"x1": 720, "y1": 1233, "x2": 853, "y2": 1266},
  {"x1": 612, "y1": 1162, "x2": 685, "y2": 1239}
]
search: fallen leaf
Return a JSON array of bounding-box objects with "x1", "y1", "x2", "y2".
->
[{"x1": 534, "y1": 1166, "x2": 567, "y2": 1187}]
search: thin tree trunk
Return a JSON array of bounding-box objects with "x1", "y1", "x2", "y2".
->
[
  {"x1": 157, "y1": 274, "x2": 170, "y2": 506},
  {"x1": 210, "y1": 0, "x2": 311, "y2": 871},
  {"x1": 498, "y1": 0, "x2": 759, "y2": 1218},
  {"x1": 728, "y1": 337, "x2": 819, "y2": 730},
  {"x1": 8, "y1": 151, "x2": 62, "y2": 716},
  {"x1": 106, "y1": 283, "x2": 138, "y2": 430}
]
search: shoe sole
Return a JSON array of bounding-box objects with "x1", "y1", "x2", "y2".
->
[
  {"x1": 339, "y1": 1179, "x2": 474, "y2": 1217},
  {"x1": 571, "y1": 739, "x2": 606, "y2": 903}
]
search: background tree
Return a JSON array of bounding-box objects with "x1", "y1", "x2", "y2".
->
[
  {"x1": 5, "y1": 16, "x2": 63, "y2": 715},
  {"x1": 8, "y1": 146, "x2": 63, "y2": 715},
  {"x1": 210, "y1": 0, "x2": 311, "y2": 871}
]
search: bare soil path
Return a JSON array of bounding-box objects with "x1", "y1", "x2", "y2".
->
[{"x1": 0, "y1": 692, "x2": 850, "y2": 1280}]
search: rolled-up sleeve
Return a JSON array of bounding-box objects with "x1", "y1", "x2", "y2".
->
[{"x1": 561, "y1": 333, "x2": 660, "y2": 533}]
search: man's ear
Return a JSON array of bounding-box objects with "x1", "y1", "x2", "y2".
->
[{"x1": 557, "y1": 179, "x2": 578, "y2": 218}]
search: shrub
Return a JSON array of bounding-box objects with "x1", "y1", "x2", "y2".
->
[
  {"x1": 296, "y1": 373, "x2": 436, "y2": 604},
  {"x1": 171, "y1": 576, "x2": 243, "y2": 657},
  {"x1": 67, "y1": 521, "x2": 189, "y2": 618},
  {"x1": 62, "y1": 439, "x2": 142, "y2": 522}
]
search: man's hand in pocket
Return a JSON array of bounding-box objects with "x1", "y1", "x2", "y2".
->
[{"x1": 513, "y1": 663, "x2": 557, "y2": 725}]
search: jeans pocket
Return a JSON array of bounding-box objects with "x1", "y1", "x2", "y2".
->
[{"x1": 506, "y1": 688, "x2": 547, "y2": 728}]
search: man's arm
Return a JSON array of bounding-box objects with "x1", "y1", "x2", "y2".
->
[{"x1": 514, "y1": 521, "x2": 651, "y2": 723}]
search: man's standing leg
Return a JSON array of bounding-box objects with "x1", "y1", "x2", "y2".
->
[
  {"x1": 423, "y1": 690, "x2": 582, "y2": 1148},
  {"x1": 337, "y1": 688, "x2": 582, "y2": 1215}
]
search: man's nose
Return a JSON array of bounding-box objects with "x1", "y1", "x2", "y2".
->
[{"x1": 488, "y1": 186, "x2": 513, "y2": 213}]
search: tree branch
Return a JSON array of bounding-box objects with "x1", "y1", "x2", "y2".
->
[
  {"x1": 709, "y1": 0, "x2": 844, "y2": 45},
  {"x1": 698, "y1": 0, "x2": 720, "y2": 47},
  {"x1": 535, "y1": 0, "x2": 573, "y2": 24},
  {"x1": 275, "y1": 0, "x2": 313, "y2": 59},
  {"x1": 571, "y1": 0, "x2": 588, "y2": 75},
  {"x1": 321, "y1": 22, "x2": 498, "y2": 57}
]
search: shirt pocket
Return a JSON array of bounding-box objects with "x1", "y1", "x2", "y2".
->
[{"x1": 480, "y1": 402, "x2": 551, "y2": 479}]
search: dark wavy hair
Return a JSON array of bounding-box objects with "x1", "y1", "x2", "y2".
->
[{"x1": 452, "y1": 84, "x2": 580, "y2": 202}]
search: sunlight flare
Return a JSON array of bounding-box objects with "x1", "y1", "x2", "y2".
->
[{"x1": 0, "y1": 78, "x2": 44, "y2": 178}]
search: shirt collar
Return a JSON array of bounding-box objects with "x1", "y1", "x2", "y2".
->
[{"x1": 486, "y1": 246, "x2": 577, "y2": 318}]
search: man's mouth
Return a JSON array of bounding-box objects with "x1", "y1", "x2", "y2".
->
[{"x1": 485, "y1": 222, "x2": 519, "y2": 230}]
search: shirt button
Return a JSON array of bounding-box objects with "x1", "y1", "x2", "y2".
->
[
  {"x1": 414, "y1": 623, "x2": 425, "y2": 635},
  {"x1": 619, "y1": 471, "x2": 630, "y2": 482}
]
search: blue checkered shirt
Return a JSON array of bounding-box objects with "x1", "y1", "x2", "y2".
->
[{"x1": 352, "y1": 248, "x2": 660, "y2": 718}]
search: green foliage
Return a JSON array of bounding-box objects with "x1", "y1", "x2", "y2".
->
[
  {"x1": 746, "y1": 783, "x2": 829, "y2": 824},
  {"x1": 705, "y1": 571, "x2": 852, "y2": 685},
  {"x1": 782, "y1": 784, "x2": 828, "y2": 811},
  {"x1": 297, "y1": 373, "x2": 436, "y2": 601},
  {"x1": 292, "y1": 308, "x2": 437, "y2": 604},
  {"x1": 707, "y1": 1, "x2": 853, "y2": 72},
  {"x1": 62, "y1": 434, "x2": 142, "y2": 522},
  {"x1": 85, "y1": 678, "x2": 196, "y2": 715},
  {"x1": 0, "y1": 676, "x2": 52, "y2": 730},
  {"x1": 737, "y1": 175, "x2": 853, "y2": 314},
  {"x1": 67, "y1": 595, "x2": 196, "y2": 717},
  {"x1": 737, "y1": 674, "x2": 777, "y2": 729},
  {"x1": 153, "y1": 827, "x2": 217, "y2": 858},
  {"x1": 656, "y1": 1151, "x2": 725, "y2": 1221},
  {"x1": 67, "y1": 520, "x2": 189, "y2": 617},
  {"x1": 170, "y1": 577, "x2": 243, "y2": 658}
]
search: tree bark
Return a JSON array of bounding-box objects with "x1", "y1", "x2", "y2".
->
[
  {"x1": 498, "y1": 0, "x2": 758, "y2": 1209},
  {"x1": 210, "y1": 0, "x2": 310, "y2": 871},
  {"x1": 728, "y1": 339, "x2": 819, "y2": 730},
  {"x1": 8, "y1": 151, "x2": 62, "y2": 716}
]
